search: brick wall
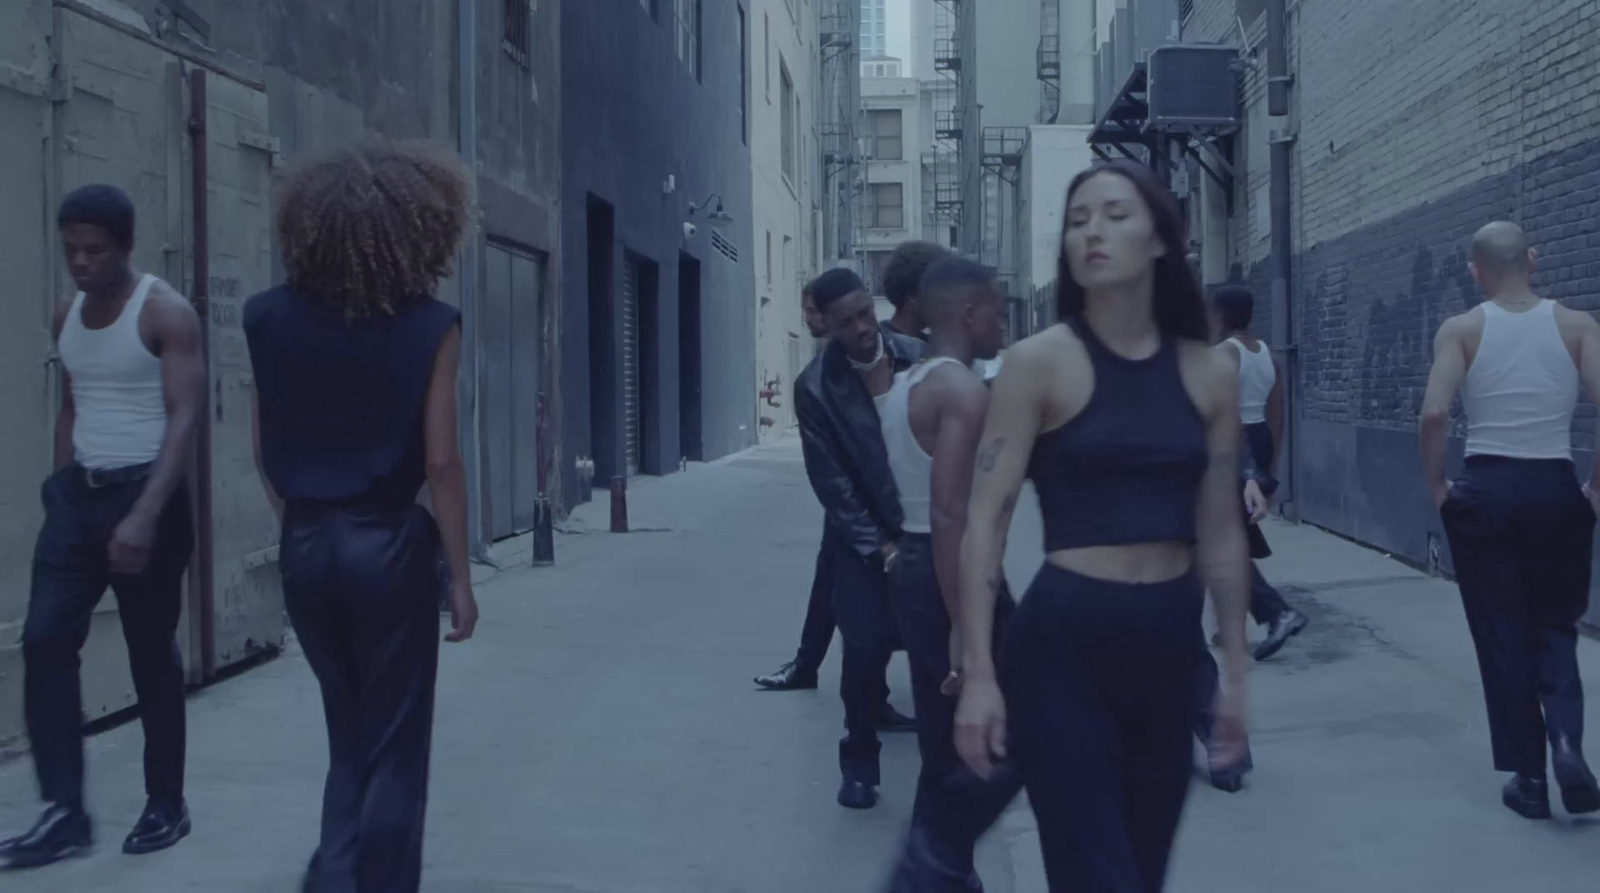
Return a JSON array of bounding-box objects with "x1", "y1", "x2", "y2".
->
[{"x1": 1183, "y1": 0, "x2": 1600, "y2": 623}]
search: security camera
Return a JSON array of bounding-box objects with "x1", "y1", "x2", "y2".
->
[{"x1": 683, "y1": 222, "x2": 698, "y2": 240}]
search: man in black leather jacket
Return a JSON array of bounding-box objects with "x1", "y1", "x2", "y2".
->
[{"x1": 795, "y1": 268, "x2": 925, "y2": 810}]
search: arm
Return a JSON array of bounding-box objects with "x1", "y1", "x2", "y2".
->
[
  {"x1": 1265, "y1": 359, "x2": 1285, "y2": 476},
  {"x1": 51, "y1": 299, "x2": 75, "y2": 470},
  {"x1": 796, "y1": 384, "x2": 894, "y2": 560},
  {"x1": 1575, "y1": 315, "x2": 1600, "y2": 490},
  {"x1": 928, "y1": 371, "x2": 990, "y2": 636},
  {"x1": 956, "y1": 350, "x2": 1041, "y2": 680},
  {"x1": 425, "y1": 325, "x2": 477, "y2": 642},
  {"x1": 1419, "y1": 318, "x2": 1467, "y2": 506},
  {"x1": 248, "y1": 384, "x2": 283, "y2": 519}
]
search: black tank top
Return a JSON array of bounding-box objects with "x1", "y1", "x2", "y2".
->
[
  {"x1": 1028, "y1": 317, "x2": 1209, "y2": 550},
  {"x1": 244, "y1": 285, "x2": 461, "y2": 507}
]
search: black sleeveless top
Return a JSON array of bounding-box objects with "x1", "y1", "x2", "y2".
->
[
  {"x1": 1028, "y1": 317, "x2": 1209, "y2": 550},
  {"x1": 243, "y1": 286, "x2": 460, "y2": 507}
]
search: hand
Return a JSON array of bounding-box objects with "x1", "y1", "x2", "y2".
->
[
  {"x1": 108, "y1": 511, "x2": 157, "y2": 575},
  {"x1": 941, "y1": 631, "x2": 963, "y2": 697},
  {"x1": 880, "y1": 542, "x2": 900, "y2": 574},
  {"x1": 1242, "y1": 479, "x2": 1270, "y2": 525},
  {"x1": 1584, "y1": 483, "x2": 1600, "y2": 519},
  {"x1": 444, "y1": 580, "x2": 479, "y2": 643},
  {"x1": 954, "y1": 674, "x2": 1008, "y2": 778},
  {"x1": 1207, "y1": 682, "x2": 1250, "y2": 773},
  {"x1": 1430, "y1": 479, "x2": 1453, "y2": 509}
]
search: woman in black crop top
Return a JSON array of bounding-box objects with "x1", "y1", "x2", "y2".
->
[
  {"x1": 950, "y1": 160, "x2": 1253, "y2": 892},
  {"x1": 245, "y1": 140, "x2": 478, "y2": 893}
]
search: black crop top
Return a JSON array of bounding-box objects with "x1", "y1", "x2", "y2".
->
[{"x1": 1028, "y1": 316, "x2": 1210, "y2": 550}]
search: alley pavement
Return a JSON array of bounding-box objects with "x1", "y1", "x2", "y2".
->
[{"x1": 1, "y1": 440, "x2": 1597, "y2": 891}]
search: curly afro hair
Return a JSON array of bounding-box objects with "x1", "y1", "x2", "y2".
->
[{"x1": 275, "y1": 139, "x2": 473, "y2": 317}]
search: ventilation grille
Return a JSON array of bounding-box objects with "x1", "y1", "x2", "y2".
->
[{"x1": 711, "y1": 230, "x2": 739, "y2": 264}]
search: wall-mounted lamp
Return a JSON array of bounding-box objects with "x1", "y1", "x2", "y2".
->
[{"x1": 688, "y1": 193, "x2": 735, "y2": 229}]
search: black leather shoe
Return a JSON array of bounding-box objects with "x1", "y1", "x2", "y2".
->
[
  {"x1": 1502, "y1": 773, "x2": 1552, "y2": 819},
  {"x1": 1253, "y1": 610, "x2": 1309, "y2": 661},
  {"x1": 837, "y1": 779, "x2": 879, "y2": 810},
  {"x1": 122, "y1": 799, "x2": 191, "y2": 855},
  {"x1": 878, "y1": 703, "x2": 917, "y2": 732},
  {"x1": 754, "y1": 660, "x2": 818, "y2": 690},
  {"x1": 1552, "y1": 738, "x2": 1600, "y2": 815},
  {"x1": 1, "y1": 804, "x2": 93, "y2": 869},
  {"x1": 1208, "y1": 747, "x2": 1254, "y2": 793}
]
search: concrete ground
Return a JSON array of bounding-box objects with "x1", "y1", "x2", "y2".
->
[{"x1": 0, "y1": 439, "x2": 1596, "y2": 891}]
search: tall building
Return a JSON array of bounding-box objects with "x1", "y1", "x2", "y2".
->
[
  {"x1": 861, "y1": 0, "x2": 888, "y2": 57},
  {"x1": 860, "y1": 73, "x2": 926, "y2": 310},
  {"x1": 751, "y1": 0, "x2": 825, "y2": 441}
]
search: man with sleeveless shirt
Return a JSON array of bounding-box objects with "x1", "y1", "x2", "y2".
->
[
  {"x1": 1, "y1": 185, "x2": 204, "y2": 869},
  {"x1": 1212, "y1": 285, "x2": 1308, "y2": 661},
  {"x1": 878, "y1": 258, "x2": 1021, "y2": 891},
  {"x1": 1422, "y1": 221, "x2": 1600, "y2": 819},
  {"x1": 797, "y1": 268, "x2": 924, "y2": 809}
]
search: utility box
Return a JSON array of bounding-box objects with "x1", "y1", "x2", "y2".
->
[{"x1": 1147, "y1": 45, "x2": 1242, "y2": 130}]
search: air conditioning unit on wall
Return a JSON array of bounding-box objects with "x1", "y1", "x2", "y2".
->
[{"x1": 1147, "y1": 44, "x2": 1242, "y2": 131}]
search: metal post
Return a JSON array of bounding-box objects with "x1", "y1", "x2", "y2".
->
[
  {"x1": 1266, "y1": 0, "x2": 1297, "y2": 516},
  {"x1": 609, "y1": 476, "x2": 629, "y2": 533},
  {"x1": 531, "y1": 496, "x2": 555, "y2": 565},
  {"x1": 457, "y1": 0, "x2": 488, "y2": 560},
  {"x1": 187, "y1": 68, "x2": 216, "y2": 679}
]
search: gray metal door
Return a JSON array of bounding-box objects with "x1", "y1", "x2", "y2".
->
[
  {"x1": 509, "y1": 251, "x2": 543, "y2": 531},
  {"x1": 621, "y1": 258, "x2": 641, "y2": 477},
  {"x1": 483, "y1": 245, "x2": 515, "y2": 539}
]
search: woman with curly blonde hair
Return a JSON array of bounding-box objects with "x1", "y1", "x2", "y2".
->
[{"x1": 243, "y1": 139, "x2": 479, "y2": 893}]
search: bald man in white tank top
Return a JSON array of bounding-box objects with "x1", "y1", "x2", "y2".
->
[{"x1": 1421, "y1": 221, "x2": 1600, "y2": 820}]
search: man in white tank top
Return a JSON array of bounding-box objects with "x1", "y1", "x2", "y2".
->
[
  {"x1": 1212, "y1": 285, "x2": 1309, "y2": 664},
  {"x1": 1, "y1": 185, "x2": 205, "y2": 869},
  {"x1": 1421, "y1": 220, "x2": 1600, "y2": 820},
  {"x1": 877, "y1": 258, "x2": 1020, "y2": 890}
]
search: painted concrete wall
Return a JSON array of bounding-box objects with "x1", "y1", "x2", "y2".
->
[
  {"x1": 1020, "y1": 125, "x2": 1095, "y2": 303},
  {"x1": 1183, "y1": 0, "x2": 1600, "y2": 628},
  {"x1": 560, "y1": 0, "x2": 757, "y2": 509},
  {"x1": 752, "y1": 0, "x2": 822, "y2": 442},
  {"x1": 860, "y1": 75, "x2": 925, "y2": 290}
]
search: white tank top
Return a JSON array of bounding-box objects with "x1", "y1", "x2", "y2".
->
[
  {"x1": 57, "y1": 274, "x2": 168, "y2": 470},
  {"x1": 1228, "y1": 337, "x2": 1276, "y2": 425},
  {"x1": 1462, "y1": 299, "x2": 1577, "y2": 460},
  {"x1": 880, "y1": 357, "x2": 964, "y2": 534}
]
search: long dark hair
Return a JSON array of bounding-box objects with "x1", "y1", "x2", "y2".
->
[{"x1": 1055, "y1": 160, "x2": 1209, "y2": 342}]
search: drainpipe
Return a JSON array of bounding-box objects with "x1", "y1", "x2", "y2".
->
[
  {"x1": 457, "y1": 0, "x2": 488, "y2": 560},
  {"x1": 1266, "y1": 0, "x2": 1297, "y2": 516},
  {"x1": 188, "y1": 68, "x2": 217, "y2": 678}
]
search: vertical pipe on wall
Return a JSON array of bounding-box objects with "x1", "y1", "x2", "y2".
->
[
  {"x1": 187, "y1": 68, "x2": 216, "y2": 678},
  {"x1": 458, "y1": 0, "x2": 487, "y2": 560},
  {"x1": 1266, "y1": 0, "x2": 1297, "y2": 514}
]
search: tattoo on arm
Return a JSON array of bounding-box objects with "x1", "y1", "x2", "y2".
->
[{"x1": 976, "y1": 437, "x2": 1006, "y2": 473}]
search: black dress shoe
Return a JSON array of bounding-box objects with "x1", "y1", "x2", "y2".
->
[
  {"x1": 1253, "y1": 610, "x2": 1309, "y2": 661},
  {"x1": 754, "y1": 660, "x2": 819, "y2": 690},
  {"x1": 1, "y1": 803, "x2": 93, "y2": 869},
  {"x1": 1502, "y1": 773, "x2": 1552, "y2": 819},
  {"x1": 122, "y1": 799, "x2": 191, "y2": 855},
  {"x1": 878, "y1": 703, "x2": 917, "y2": 732},
  {"x1": 1552, "y1": 738, "x2": 1600, "y2": 815},
  {"x1": 837, "y1": 779, "x2": 879, "y2": 809}
]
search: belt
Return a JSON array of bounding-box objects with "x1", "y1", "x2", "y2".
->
[{"x1": 79, "y1": 462, "x2": 154, "y2": 489}]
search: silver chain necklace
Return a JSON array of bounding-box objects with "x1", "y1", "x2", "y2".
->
[{"x1": 848, "y1": 332, "x2": 886, "y2": 372}]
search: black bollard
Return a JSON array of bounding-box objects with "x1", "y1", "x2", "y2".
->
[
  {"x1": 609, "y1": 475, "x2": 629, "y2": 533},
  {"x1": 531, "y1": 496, "x2": 555, "y2": 566}
]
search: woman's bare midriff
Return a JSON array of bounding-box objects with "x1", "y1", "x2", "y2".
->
[{"x1": 1046, "y1": 541, "x2": 1193, "y2": 584}]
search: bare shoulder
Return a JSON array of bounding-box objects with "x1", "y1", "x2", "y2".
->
[
  {"x1": 1437, "y1": 307, "x2": 1483, "y2": 340},
  {"x1": 145, "y1": 278, "x2": 199, "y2": 320},
  {"x1": 51, "y1": 292, "x2": 77, "y2": 338},
  {"x1": 1177, "y1": 338, "x2": 1239, "y2": 422},
  {"x1": 1552, "y1": 301, "x2": 1599, "y2": 332},
  {"x1": 1005, "y1": 325, "x2": 1072, "y2": 370}
]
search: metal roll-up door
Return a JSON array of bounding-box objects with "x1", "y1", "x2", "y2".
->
[{"x1": 622, "y1": 258, "x2": 641, "y2": 476}]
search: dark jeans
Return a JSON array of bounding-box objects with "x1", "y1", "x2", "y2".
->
[
  {"x1": 1441, "y1": 455, "x2": 1593, "y2": 776},
  {"x1": 885, "y1": 536, "x2": 1021, "y2": 892},
  {"x1": 283, "y1": 501, "x2": 442, "y2": 893},
  {"x1": 1242, "y1": 421, "x2": 1288, "y2": 625},
  {"x1": 834, "y1": 541, "x2": 899, "y2": 786},
  {"x1": 24, "y1": 464, "x2": 192, "y2": 811},
  {"x1": 1003, "y1": 563, "x2": 1204, "y2": 893}
]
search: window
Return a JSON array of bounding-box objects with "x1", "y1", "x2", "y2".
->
[
  {"x1": 1179, "y1": 0, "x2": 1195, "y2": 21},
  {"x1": 764, "y1": 13, "x2": 771, "y2": 101},
  {"x1": 503, "y1": 0, "x2": 530, "y2": 67},
  {"x1": 676, "y1": 0, "x2": 701, "y2": 80},
  {"x1": 867, "y1": 183, "x2": 904, "y2": 229},
  {"x1": 780, "y1": 61, "x2": 796, "y2": 184},
  {"x1": 866, "y1": 109, "x2": 902, "y2": 160},
  {"x1": 738, "y1": 4, "x2": 748, "y2": 143}
]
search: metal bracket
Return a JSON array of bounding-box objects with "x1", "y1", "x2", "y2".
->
[{"x1": 238, "y1": 129, "x2": 284, "y2": 167}]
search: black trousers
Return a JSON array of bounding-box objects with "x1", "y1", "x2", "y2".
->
[
  {"x1": 885, "y1": 535, "x2": 1021, "y2": 893},
  {"x1": 1441, "y1": 455, "x2": 1594, "y2": 777},
  {"x1": 793, "y1": 525, "x2": 838, "y2": 673},
  {"x1": 25, "y1": 465, "x2": 192, "y2": 811},
  {"x1": 834, "y1": 538, "x2": 901, "y2": 786},
  {"x1": 1003, "y1": 563, "x2": 1204, "y2": 893},
  {"x1": 283, "y1": 501, "x2": 442, "y2": 893}
]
